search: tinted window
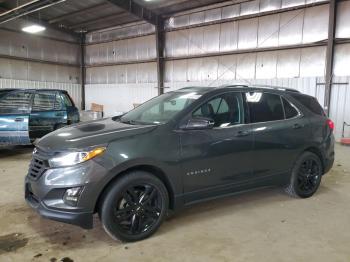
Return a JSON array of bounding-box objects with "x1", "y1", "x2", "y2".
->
[
  {"x1": 290, "y1": 94, "x2": 324, "y2": 116},
  {"x1": 62, "y1": 93, "x2": 73, "y2": 107},
  {"x1": 32, "y1": 92, "x2": 62, "y2": 111},
  {"x1": 246, "y1": 92, "x2": 284, "y2": 123},
  {"x1": 193, "y1": 92, "x2": 243, "y2": 127},
  {"x1": 0, "y1": 91, "x2": 31, "y2": 114},
  {"x1": 282, "y1": 97, "x2": 299, "y2": 119}
]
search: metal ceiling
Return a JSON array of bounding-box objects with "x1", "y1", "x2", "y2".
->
[{"x1": 0, "y1": 0, "x2": 248, "y2": 33}]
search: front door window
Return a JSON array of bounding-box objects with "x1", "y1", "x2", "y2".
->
[{"x1": 193, "y1": 92, "x2": 244, "y2": 127}]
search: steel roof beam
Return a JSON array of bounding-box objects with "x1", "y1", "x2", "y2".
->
[
  {"x1": 0, "y1": 0, "x2": 66, "y2": 25},
  {"x1": 49, "y1": 3, "x2": 111, "y2": 24},
  {"x1": 69, "y1": 12, "x2": 128, "y2": 30},
  {"x1": 106, "y1": 0, "x2": 159, "y2": 25}
]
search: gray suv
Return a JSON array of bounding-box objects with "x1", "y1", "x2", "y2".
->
[{"x1": 25, "y1": 85, "x2": 334, "y2": 242}]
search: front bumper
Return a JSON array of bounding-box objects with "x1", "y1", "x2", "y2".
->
[
  {"x1": 25, "y1": 187, "x2": 93, "y2": 229},
  {"x1": 25, "y1": 159, "x2": 108, "y2": 229}
]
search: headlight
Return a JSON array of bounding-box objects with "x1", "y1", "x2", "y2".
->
[{"x1": 48, "y1": 147, "x2": 106, "y2": 168}]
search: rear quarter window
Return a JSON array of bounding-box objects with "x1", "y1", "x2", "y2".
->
[
  {"x1": 282, "y1": 97, "x2": 300, "y2": 119},
  {"x1": 290, "y1": 94, "x2": 325, "y2": 116}
]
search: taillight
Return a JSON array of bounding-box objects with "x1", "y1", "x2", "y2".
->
[{"x1": 327, "y1": 119, "x2": 334, "y2": 131}]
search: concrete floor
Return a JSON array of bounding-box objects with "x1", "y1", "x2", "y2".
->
[{"x1": 0, "y1": 145, "x2": 349, "y2": 262}]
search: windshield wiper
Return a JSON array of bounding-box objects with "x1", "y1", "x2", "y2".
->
[
  {"x1": 121, "y1": 119, "x2": 160, "y2": 126},
  {"x1": 120, "y1": 119, "x2": 138, "y2": 125}
]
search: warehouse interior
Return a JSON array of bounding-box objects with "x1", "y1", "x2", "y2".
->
[{"x1": 0, "y1": 0, "x2": 350, "y2": 261}]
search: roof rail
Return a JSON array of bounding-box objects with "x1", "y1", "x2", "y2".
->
[
  {"x1": 248, "y1": 84, "x2": 300, "y2": 93},
  {"x1": 222, "y1": 84, "x2": 300, "y2": 93}
]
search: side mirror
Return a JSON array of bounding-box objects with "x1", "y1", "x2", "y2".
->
[{"x1": 181, "y1": 117, "x2": 215, "y2": 130}]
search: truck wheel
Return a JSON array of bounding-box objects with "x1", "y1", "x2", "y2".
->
[
  {"x1": 285, "y1": 152, "x2": 323, "y2": 198},
  {"x1": 99, "y1": 171, "x2": 169, "y2": 242}
]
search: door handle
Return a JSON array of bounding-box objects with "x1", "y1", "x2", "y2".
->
[
  {"x1": 293, "y1": 123, "x2": 304, "y2": 129},
  {"x1": 235, "y1": 130, "x2": 251, "y2": 137},
  {"x1": 15, "y1": 118, "x2": 24, "y2": 122}
]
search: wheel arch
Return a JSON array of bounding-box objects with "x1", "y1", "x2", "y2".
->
[{"x1": 94, "y1": 164, "x2": 176, "y2": 213}]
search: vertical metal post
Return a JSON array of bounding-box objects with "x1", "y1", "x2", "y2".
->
[
  {"x1": 156, "y1": 18, "x2": 165, "y2": 95},
  {"x1": 324, "y1": 0, "x2": 337, "y2": 116},
  {"x1": 80, "y1": 33, "x2": 86, "y2": 110}
]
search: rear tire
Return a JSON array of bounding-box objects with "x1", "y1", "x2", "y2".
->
[
  {"x1": 99, "y1": 171, "x2": 169, "y2": 242},
  {"x1": 285, "y1": 152, "x2": 323, "y2": 198}
]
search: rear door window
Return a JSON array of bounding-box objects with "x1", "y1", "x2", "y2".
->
[
  {"x1": 0, "y1": 91, "x2": 31, "y2": 114},
  {"x1": 32, "y1": 92, "x2": 62, "y2": 111},
  {"x1": 290, "y1": 94, "x2": 324, "y2": 116},
  {"x1": 245, "y1": 92, "x2": 284, "y2": 123}
]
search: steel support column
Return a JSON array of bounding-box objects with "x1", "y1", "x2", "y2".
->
[
  {"x1": 324, "y1": 0, "x2": 337, "y2": 116},
  {"x1": 156, "y1": 19, "x2": 165, "y2": 95},
  {"x1": 80, "y1": 34, "x2": 86, "y2": 110}
]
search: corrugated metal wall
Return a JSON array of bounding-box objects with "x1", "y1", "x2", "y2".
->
[
  {"x1": 0, "y1": 58, "x2": 80, "y2": 83},
  {"x1": 0, "y1": 17, "x2": 81, "y2": 106},
  {"x1": 0, "y1": 29, "x2": 80, "y2": 65},
  {"x1": 329, "y1": 76, "x2": 350, "y2": 140},
  {"x1": 165, "y1": 5, "x2": 329, "y2": 57},
  {"x1": 165, "y1": 0, "x2": 327, "y2": 30}
]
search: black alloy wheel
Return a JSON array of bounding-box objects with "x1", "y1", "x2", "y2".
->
[
  {"x1": 296, "y1": 159, "x2": 321, "y2": 195},
  {"x1": 113, "y1": 184, "x2": 162, "y2": 235},
  {"x1": 285, "y1": 152, "x2": 322, "y2": 198},
  {"x1": 100, "y1": 171, "x2": 168, "y2": 242}
]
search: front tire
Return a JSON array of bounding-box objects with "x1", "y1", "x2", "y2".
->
[
  {"x1": 99, "y1": 171, "x2": 169, "y2": 242},
  {"x1": 285, "y1": 152, "x2": 323, "y2": 198}
]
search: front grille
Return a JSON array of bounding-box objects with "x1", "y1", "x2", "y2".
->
[
  {"x1": 28, "y1": 147, "x2": 49, "y2": 180},
  {"x1": 28, "y1": 157, "x2": 46, "y2": 180}
]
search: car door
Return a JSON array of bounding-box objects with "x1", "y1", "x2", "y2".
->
[
  {"x1": 29, "y1": 91, "x2": 67, "y2": 139},
  {"x1": 0, "y1": 90, "x2": 31, "y2": 145},
  {"x1": 180, "y1": 92, "x2": 254, "y2": 202},
  {"x1": 246, "y1": 92, "x2": 309, "y2": 182},
  {"x1": 60, "y1": 92, "x2": 79, "y2": 124}
]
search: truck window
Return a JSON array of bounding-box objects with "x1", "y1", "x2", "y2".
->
[
  {"x1": 62, "y1": 93, "x2": 73, "y2": 107},
  {"x1": 0, "y1": 91, "x2": 31, "y2": 114},
  {"x1": 32, "y1": 92, "x2": 62, "y2": 111}
]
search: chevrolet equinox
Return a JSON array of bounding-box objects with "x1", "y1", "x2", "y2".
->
[{"x1": 25, "y1": 85, "x2": 335, "y2": 242}]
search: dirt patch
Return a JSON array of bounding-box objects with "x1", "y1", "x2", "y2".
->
[{"x1": 0, "y1": 233, "x2": 28, "y2": 255}]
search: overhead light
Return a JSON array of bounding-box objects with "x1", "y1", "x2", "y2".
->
[{"x1": 22, "y1": 25, "x2": 46, "y2": 34}]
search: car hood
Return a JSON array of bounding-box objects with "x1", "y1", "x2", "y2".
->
[{"x1": 36, "y1": 118, "x2": 157, "y2": 152}]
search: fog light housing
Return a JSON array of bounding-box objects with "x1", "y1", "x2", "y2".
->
[{"x1": 63, "y1": 187, "x2": 83, "y2": 206}]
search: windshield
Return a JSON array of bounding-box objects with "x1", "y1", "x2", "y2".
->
[{"x1": 119, "y1": 91, "x2": 202, "y2": 125}]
